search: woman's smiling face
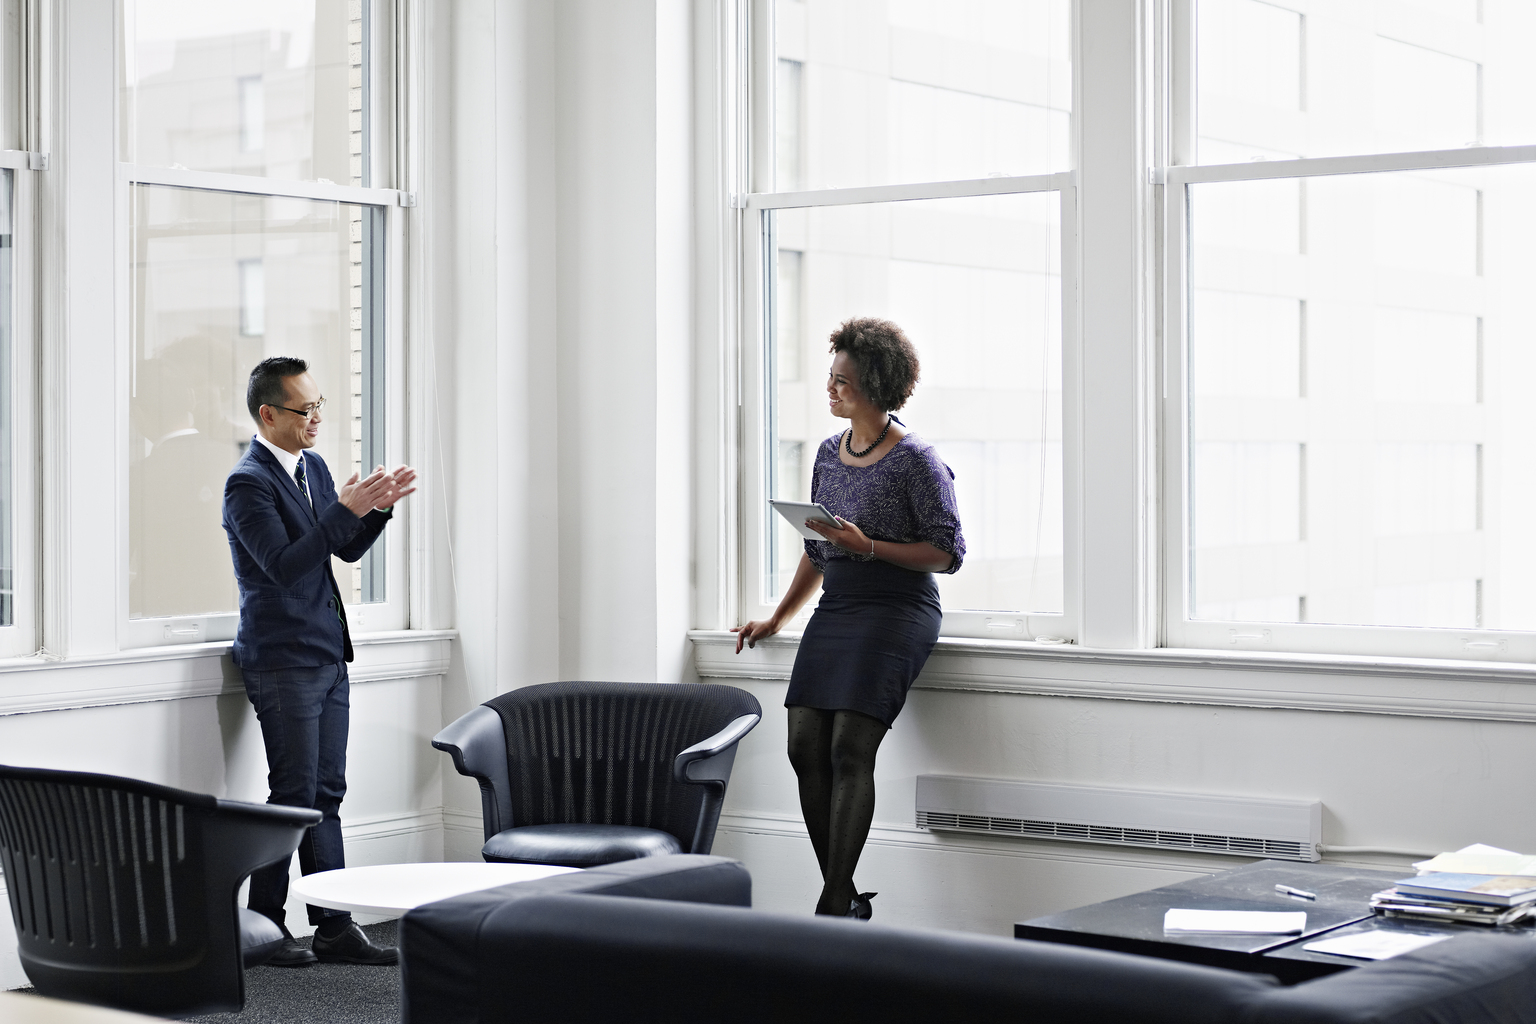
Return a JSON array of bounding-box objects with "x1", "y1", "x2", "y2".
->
[{"x1": 827, "y1": 350, "x2": 874, "y2": 419}]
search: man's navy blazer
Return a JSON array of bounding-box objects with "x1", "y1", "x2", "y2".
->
[{"x1": 223, "y1": 440, "x2": 391, "y2": 671}]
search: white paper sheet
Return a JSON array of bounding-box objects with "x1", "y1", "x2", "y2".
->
[
  {"x1": 1162, "y1": 909, "x2": 1307, "y2": 934},
  {"x1": 1302, "y1": 932, "x2": 1450, "y2": 960},
  {"x1": 1412, "y1": 843, "x2": 1536, "y2": 877}
]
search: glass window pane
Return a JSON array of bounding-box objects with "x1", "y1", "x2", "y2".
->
[
  {"x1": 121, "y1": 0, "x2": 368, "y2": 186},
  {"x1": 1196, "y1": 0, "x2": 1536, "y2": 162},
  {"x1": 0, "y1": 171, "x2": 12, "y2": 627},
  {"x1": 1187, "y1": 163, "x2": 1536, "y2": 631},
  {"x1": 776, "y1": 0, "x2": 1071, "y2": 191},
  {"x1": 768, "y1": 191, "x2": 1062, "y2": 615},
  {"x1": 129, "y1": 185, "x2": 383, "y2": 619}
]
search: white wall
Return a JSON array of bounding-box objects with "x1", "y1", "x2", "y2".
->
[
  {"x1": 553, "y1": 0, "x2": 695, "y2": 685},
  {"x1": 701, "y1": 635, "x2": 1536, "y2": 934}
]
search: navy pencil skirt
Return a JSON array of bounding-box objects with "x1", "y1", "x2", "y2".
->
[{"x1": 785, "y1": 558, "x2": 943, "y2": 728}]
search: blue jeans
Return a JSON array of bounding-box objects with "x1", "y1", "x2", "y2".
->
[{"x1": 243, "y1": 662, "x2": 352, "y2": 928}]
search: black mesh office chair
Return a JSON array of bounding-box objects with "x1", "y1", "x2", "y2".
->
[
  {"x1": 0, "y1": 764, "x2": 321, "y2": 1017},
  {"x1": 433, "y1": 681, "x2": 761, "y2": 868}
]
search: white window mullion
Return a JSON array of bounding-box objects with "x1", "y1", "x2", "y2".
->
[{"x1": 1075, "y1": 0, "x2": 1156, "y2": 649}]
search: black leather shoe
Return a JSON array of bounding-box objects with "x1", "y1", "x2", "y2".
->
[
  {"x1": 311, "y1": 923, "x2": 399, "y2": 965},
  {"x1": 847, "y1": 892, "x2": 878, "y2": 921},
  {"x1": 266, "y1": 936, "x2": 319, "y2": 967}
]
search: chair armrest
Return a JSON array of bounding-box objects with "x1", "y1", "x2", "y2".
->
[
  {"x1": 208, "y1": 800, "x2": 322, "y2": 882},
  {"x1": 673, "y1": 714, "x2": 760, "y2": 784},
  {"x1": 432, "y1": 704, "x2": 513, "y2": 836},
  {"x1": 214, "y1": 799, "x2": 323, "y2": 828}
]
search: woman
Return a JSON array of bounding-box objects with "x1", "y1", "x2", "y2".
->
[{"x1": 734, "y1": 316, "x2": 964, "y2": 920}]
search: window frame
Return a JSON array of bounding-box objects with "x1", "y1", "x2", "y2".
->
[
  {"x1": 0, "y1": 153, "x2": 38, "y2": 659},
  {"x1": 114, "y1": 0, "x2": 414, "y2": 650},
  {"x1": 1160, "y1": 0, "x2": 1536, "y2": 662},
  {"x1": 735, "y1": 0, "x2": 1081, "y2": 643}
]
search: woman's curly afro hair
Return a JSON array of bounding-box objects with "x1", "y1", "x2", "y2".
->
[{"x1": 828, "y1": 317, "x2": 920, "y2": 412}]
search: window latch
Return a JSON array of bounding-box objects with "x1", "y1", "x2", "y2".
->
[
  {"x1": 27, "y1": 152, "x2": 48, "y2": 171},
  {"x1": 398, "y1": 191, "x2": 417, "y2": 208},
  {"x1": 729, "y1": 193, "x2": 748, "y2": 209},
  {"x1": 1146, "y1": 167, "x2": 1166, "y2": 185}
]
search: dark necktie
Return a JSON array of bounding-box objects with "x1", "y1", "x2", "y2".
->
[{"x1": 295, "y1": 456, "x2": 345, "y2": 625}]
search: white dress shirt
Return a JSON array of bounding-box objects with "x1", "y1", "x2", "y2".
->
[{"x1": 253, "y1": 434, "x2": 313, "y2": 509}]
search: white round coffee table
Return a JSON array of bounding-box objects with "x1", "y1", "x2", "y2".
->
[{"x1": 289, "y1": 862, "x2": 582, "y2": 916}]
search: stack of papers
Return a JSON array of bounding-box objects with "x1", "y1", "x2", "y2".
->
[
  {"x1": 1303, "y1": 932, "x2": 1450, "y2": 961},
  {"x1": 1371, "y1": 846, "x2": 1536, "y2": 927},
  {"x1": 1163, "y1": 909, "x2": 1306, "y2": 934},
  {"x1": 1413, "y1": 844, "x2": 1536, "y2": 878}
]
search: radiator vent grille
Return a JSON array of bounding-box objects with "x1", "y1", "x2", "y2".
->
[
  {"x1": 915, "y1": 776, "x2": 1321, "y2": 862},
  {"x1": 915, "y1": 810, "x2": 1314, "y2": 861}
]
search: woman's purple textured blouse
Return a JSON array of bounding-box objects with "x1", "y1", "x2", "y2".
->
[{"x1": 804, "y1": 429, "x2": 965, "y2": 574}]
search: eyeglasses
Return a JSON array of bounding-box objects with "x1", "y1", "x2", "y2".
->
[{"x1": 271, "y1": 399, "x2": 326, "y2": 419}]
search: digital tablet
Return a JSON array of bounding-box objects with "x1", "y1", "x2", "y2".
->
[{"x1": 769, "y1": 499, "x2": 841, "y2": 540}]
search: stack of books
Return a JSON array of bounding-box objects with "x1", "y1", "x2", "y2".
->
[{"x1": 1371, "y1": 873, "x2": 1536, "y2": 927}]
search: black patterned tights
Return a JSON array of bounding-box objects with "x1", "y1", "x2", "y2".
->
[{"x1": 786, "y1": 705, "x2": 888, "y2": 916}]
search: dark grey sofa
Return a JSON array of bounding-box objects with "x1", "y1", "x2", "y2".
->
[{"x1": 400, "y1": 855, "x2": 1536, "y2": 1024}]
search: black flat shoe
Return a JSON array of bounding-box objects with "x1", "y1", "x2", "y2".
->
[
  {"x1": 311, "y1": 922, "x2": 399, "y2": 965},
  {"x1": 266, "y1": 936, "x2": 318, "y2": 967},
  {"x1": 846, "y1": 891, "x2": 877, "y2": 921}
]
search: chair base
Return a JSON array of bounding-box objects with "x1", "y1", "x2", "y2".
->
[{"x1": 482, "y1": 823, "x2": 682, "y2": 868}]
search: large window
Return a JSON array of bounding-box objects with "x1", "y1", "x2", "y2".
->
[
  {"x1": 121, "y1": 0, "x2": 404, "y2": 647},
  {"x1": 1167, "y1": 0, "x2": 1536, "y2": 660},
  {"x1": 746, "y1": 0, "x2": 1073, "y2": 641}
]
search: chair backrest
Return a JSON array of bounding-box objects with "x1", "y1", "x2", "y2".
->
[
  {"x1": 485, "y1": 682, "x2": 761, "y2": 846},
  {"x1": 0, "y1": 764, "x2": 240, "y2": 1015}
]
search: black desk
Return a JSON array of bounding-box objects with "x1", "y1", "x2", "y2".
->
[
  {"x1": 1015, "y1": 860, "x2": 1405, "y2": 985},
  {"x1": 1263, "y1": 911, "x2": 1536, "y2": 974}
]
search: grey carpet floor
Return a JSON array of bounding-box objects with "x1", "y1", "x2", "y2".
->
[
  {"x1": 182, "y1": 921, "x2": 402, "y2": 1024},
  {"x1": 5, "y1": 921, "x2": 403, "y2": 1024}
]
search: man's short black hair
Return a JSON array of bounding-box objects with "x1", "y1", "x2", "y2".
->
[{"x1": 246, "y1": 356, "x2": 310, "y2": 423}]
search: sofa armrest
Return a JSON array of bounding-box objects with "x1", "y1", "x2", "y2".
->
[{"x1": 400, "y1": 855, "x2": 751, "y2": 1024}]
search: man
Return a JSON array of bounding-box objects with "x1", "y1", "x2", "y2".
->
[{"x1": 223, "y1": 356, "x2": 417, "y2": 966}]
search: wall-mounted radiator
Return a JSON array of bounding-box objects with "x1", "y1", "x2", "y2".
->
[{"x1": 916, "y1": 776, "x2": 1322, "y2": 862}]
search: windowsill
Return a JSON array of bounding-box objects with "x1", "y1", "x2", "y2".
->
[
  {"x1": 688, "y1": 629, "x2": 1536, "y2": 723},
  {"x1": 0, "y1": 629, "x2": 457, "y2": 716}
]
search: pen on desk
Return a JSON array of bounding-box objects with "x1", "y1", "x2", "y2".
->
[{"x1": 1275, "y1": 884, "x2": 1316, "y2": 900}]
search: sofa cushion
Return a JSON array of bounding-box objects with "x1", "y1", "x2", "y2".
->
[
  {"x1": 481, "y1": 823, "x2": 681, "y2": 867},
  {"x1": 401, "y1": 854, "x2": 751, "y2": 1024}
]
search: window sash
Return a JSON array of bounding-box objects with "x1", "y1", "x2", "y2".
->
[
  {"x1": 116, "y1": 165, "x2": 408, "y2": 649},
  {"x1": 737, "y1": 177, "x2": 1081, "y2": 643},
  {"x1": 1161, "y1": 144, "x2": 1536, "y2": 662},
  {"x1": 0, "y1": 162, "x2": 37, "y2": 658}
]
